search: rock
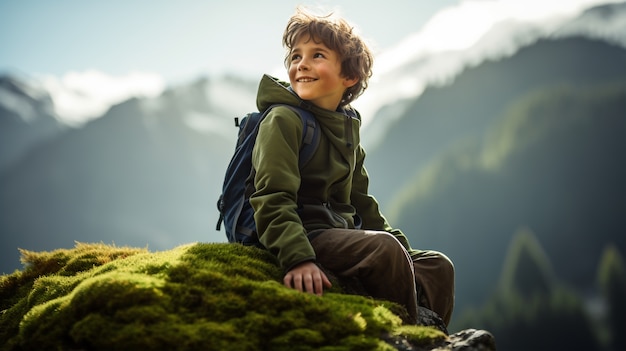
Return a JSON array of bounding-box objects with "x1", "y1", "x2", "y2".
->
[
  {"x1": 434, "y1": 329, "x2": 497, "y2": 351},
  {"x1": 417, "y1": 306, "x2": 449, "y2": 335},
  {"x1": 383, "y1": 328, "x2": 496, "y2": 351}
]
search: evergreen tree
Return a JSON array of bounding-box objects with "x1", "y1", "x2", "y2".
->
[
  {"x1": 499, "y1": 227, "x2": 555, "y2": 297},
  {"x1": 454, "y1": 228, "x2": 599, "y2": 350},
  {"x1": 597, "y1": 245, "x2": 626, "y2": 351}
]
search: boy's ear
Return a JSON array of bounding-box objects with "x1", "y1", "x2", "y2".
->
[{"x1": 343, "y1": 76, "x2": 359, "y2": 88}]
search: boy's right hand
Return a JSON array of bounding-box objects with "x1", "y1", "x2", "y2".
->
[{"x1": 284, "y1": 261, "x2": 332, "y2": 296}]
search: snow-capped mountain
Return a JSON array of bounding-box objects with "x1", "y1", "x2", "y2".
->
[{"x1": 0, "y1": 74, "x2": 66, "y2": 172}]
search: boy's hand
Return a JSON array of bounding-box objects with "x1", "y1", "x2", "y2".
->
[{"x1": 284, "y1": 261, "x2": 332, "y2": 296}]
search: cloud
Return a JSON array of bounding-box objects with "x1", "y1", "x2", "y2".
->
[
  {"x1": 374, "y1": 0, "x2": 621, "y2": 76},
  {"x1": 40, "y1": 70, "x2": 165, "y2": 126},
  {"x1": 356, "y1": 0, "x2": 626, "y2": 147}
]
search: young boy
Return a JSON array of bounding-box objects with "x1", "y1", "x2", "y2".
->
[{"x1": 249, "y1": 8, "x2": 455, "y2": 326}]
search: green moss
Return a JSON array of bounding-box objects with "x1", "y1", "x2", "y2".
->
[
  {"x1": 20, "y1": 242, "x2": 148, "y2": 276},
  {"x1": 1, "y1": 242, "x2": 443, "y2": 350},
  {"x1": 393, "y1": 325, "x2": 447, "y2": 346}
]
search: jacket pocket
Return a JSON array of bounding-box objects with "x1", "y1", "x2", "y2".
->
[{"x1": 298, "y1": 203, "x2": 349, "y2": 229}]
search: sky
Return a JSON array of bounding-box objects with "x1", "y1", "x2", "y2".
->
[
  {"x1": 1, "y1": 0, "x2": 622, "y2": 125},
  {"x1": 0, "y1": 0, "x2": 456, "y2": 82}
]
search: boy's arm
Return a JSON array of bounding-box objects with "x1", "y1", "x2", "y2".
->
[
  {"x1": 250, "y1": 106, "x2": 316, "y2": 271},
  {"x1": 350, "y1": 146, "x2": 421, "y2": 256}
]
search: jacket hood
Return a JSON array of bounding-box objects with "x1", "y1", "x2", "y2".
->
[
  {"x1": 256, "y1": 74, "x2": 303, "y2": 112},
  {"x1": 256, "y1": 74, "x2": 360, "y2": 119},
  {"x1": 256, "y1": 74, "x2": 361, "y2": 150}
]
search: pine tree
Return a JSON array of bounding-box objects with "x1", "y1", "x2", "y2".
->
[
  {"x1": 455, "y1": 227, "x2": 599, "y2": 350},
  {"x1": 499, "y1": 227, "x2": 555, "y2": 297},
  {"x1": 597, "y1": 245, "x2": 626, "y2": 351}
]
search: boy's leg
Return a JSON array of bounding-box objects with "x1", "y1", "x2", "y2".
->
[
  {"x1": 412, "y1": 250, "x2": 455, "y2": 326},
  {"x1": 309, "y1": 228, "x2": 419, "y2": 324}
]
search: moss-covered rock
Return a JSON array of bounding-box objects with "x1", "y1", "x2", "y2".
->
[{"x1": 1, "y1": 242, "x2": 447, "y2": 350}]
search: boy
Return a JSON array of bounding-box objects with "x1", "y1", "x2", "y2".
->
[{"x1": 249, "y1": 8, "x2": 454, "y2": 326}]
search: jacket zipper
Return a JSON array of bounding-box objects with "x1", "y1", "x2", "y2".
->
[{"x1": 323, "y1": 202, "x2": 349, "y2": 228}]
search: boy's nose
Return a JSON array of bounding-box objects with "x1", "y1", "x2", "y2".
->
[{"x1": 297, "y1": 58, "x2": 310, "y2": 71}]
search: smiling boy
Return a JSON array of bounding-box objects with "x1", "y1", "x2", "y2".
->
[{"x1": 249, "y1": 8, "x2": 455, "y2": 327}]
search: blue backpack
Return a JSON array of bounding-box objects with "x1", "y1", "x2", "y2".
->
[{"x1": 216, "y1": 104, "x2": 320, "y2": 246}]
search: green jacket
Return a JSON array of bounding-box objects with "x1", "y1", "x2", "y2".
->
[{"x1": 250, "y1": 74, "x2": 418, "y2": 271}]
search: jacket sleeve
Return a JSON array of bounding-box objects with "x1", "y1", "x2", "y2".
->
[
  {"x1": 250, "y1": 106, "x2": 316, "y2": 271},
  {"x1": 350, "y1": 145, "x2": 421, "y2": 256}
]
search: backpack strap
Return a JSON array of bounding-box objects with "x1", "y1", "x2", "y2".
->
[{"x1": 279, "y1": 105, "x2": 319, "y2": 168}]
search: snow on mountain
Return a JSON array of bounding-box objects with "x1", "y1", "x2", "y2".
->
[
  {"x1": 9, "y1": 68, "x2": 258, "y2": 139},
  {"x1": 0, "y1": 74, "x2": 66, "y2": 172},
  {"x1": 183, "y1": 77, "x2": 257, "y2": 135},
  {"x1": 0, "y1": 73, "x2": 56, "y2": 123},
  {"x1": 136, "y1": 75, "x2": 258, "y2": 137},
  {"x1": 38, "y1": 70, "x2": 166, "y2": 126},
  {"x1": 555, "y1": 0, "x2": 626, "y2": 45}
]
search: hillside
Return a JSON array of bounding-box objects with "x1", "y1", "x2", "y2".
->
[{"x1": 388, "y1": 83, "x2": 626, "y2": 313}]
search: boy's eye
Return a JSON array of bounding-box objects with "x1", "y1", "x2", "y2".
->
[{"x1": 290, "y1": 52, "x2": 325, "y2": 61}]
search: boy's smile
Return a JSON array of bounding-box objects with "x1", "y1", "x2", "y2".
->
[{"x1": 288, "y1": 35, "x2": 357, "y2": 111}]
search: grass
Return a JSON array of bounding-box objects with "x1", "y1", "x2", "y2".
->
[{"x1": 0, "y1": 242, "x2": 446, "y2": 350}]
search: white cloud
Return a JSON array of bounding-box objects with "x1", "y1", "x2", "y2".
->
[
  {"x1": 40, "y1": 70, "x2": 166, "y2": 126},
  {"x1": 375, "y1": 0, "x2": 621, "y2": 76},
  {"x1": 356, "y1": 0, "x2": 625, "y2": 147}
]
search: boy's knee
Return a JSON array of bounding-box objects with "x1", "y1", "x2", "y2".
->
[
  {"x1": 415, "y1": 250, "x2": 455, "y2": 280},
  {"x1": 369, "y1": 231, "x2": 396, "y2": 244},
  {"x1": 431, "y1": 252, "x2": 455, "y2": 283},
  {"x1": 438, "y1": 252, "x2": 455, "y2": 278},
  {"x1": 368, "y1": 231, "x2": 409, "y2": 257}
]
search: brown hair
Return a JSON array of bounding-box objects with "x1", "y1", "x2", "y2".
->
[{"x1": 282, "y1": 8, "x2": 373, "y2": 106}]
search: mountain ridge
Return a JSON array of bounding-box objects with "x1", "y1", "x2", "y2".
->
[
  {"x1": 365, "y1": 36, "x2": 626, "y2": 208},
  {"x1": 0, "y1": 74, "x2": 66, "y2": 173}
]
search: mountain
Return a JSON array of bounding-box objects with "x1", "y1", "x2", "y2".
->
[
  {"x1": 389, "y1": 82, "x2": 626, "y2": 314},
  {"x1": 357, "y1": 9, "x2": 626, "y2": 314},
  {"x1": 365, "y1": 36, "x2": 626, "y2": 208},
  {"x1": 0, "y1": 76, "x2": 257, "y2": 274},
  {"x1": 359, "y1": 6, "x2": 626, "y2": 314},
  {"x1": 0, "y1": 74, "x2": 66, "y2": 173}
]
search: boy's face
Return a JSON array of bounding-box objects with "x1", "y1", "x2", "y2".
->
[{"x1": 288, "y1": 35, "x2": 357, "y2": 111}]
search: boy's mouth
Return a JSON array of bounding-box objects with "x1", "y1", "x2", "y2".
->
[{"x1": 296, "y1": 77, "x2": 317, "y2": 83}]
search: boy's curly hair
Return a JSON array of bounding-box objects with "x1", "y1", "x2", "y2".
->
[{"x1": 282, "y1": 8, "x2": 373, "y2": 107}]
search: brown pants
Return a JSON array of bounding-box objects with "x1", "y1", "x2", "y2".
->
[{"x1": 310, "y1": 229, "x2": 455, "y2": 325}]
